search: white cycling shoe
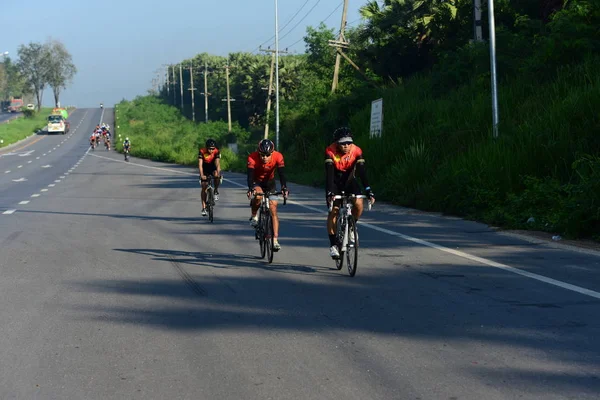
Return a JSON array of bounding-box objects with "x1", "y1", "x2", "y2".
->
[
  {"x1": 249, "y1": 216, "x2": 259, "y2": 227},
  {"x1": 329, "y1": 246, "x2": 340, "y2": 258}
]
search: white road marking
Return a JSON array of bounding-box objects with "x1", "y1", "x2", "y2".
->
[
  {"x1": 31, "y1": 194, "x2": 40, "y2": 198},
  {"x1": 92, "y1": 153, "x2": 600, "y2": 302},
  {"x1": 41, "y1": 189, "x2": 48, "y2": 192},
  {"x1": 17, "y1": 165, "x2": 22, "y2": 168},
  {"x1": 4, "y1": 171, "x2": 10, "y2": 174},
  {"x1": 27, "y1": 161, "x2": 32, "y2": 164},
  {"x1": 36, "y1": 157, "x2": 40, "y2": 160},
  {"x1": 42, "y1": 165, "x2": 51, "y2": 168},
  {"x1": 48, "y1": 184, "x2": 55, "y2": 187},
  {"x1": 60, "y1": 175, "x2": 65, "y2": 179},
  {"x1": 19, "y1": 201, "x2": 30, "y2": 205},
  {"x1": 54, "y1": 180, "x2": 61, "y2": 183},
  {"x1": 2, "y1": 210, "x2": 16, "y2": 215},
  {"x1": 12, "y1": 178, "x2": 27, "y2": 182}
]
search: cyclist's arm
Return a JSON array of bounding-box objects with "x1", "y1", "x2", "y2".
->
[
  {"x1": 198, "y1": 156, "x2": 204, "y2": 177},
  {"x1": 277, "y1": 166, "x2": 287, "y2": 189},
  {"x1": 355, "y1": 157, "x2": 370, "y2": 189},
  {"x1": 247, "y1": 168, "x2": 255, "y2": 190},
  {"x1": 215, "y1": 153, "x2": 221, "y2": 175},
  {"x1": 325, "y1": 158, "x2": 335, "y2": 194}
]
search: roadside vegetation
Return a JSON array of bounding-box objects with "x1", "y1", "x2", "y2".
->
[
  {"x1": 117, "y1": 0, "x2": 600, "y2": 240},
  {"x1": 0, "y1": 108, "x2": 53, "y2": 148}
]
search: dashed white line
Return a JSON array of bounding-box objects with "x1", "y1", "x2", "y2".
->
[
  {"x1": 17, "y1": 165, "x2": 22, "y2": 168},
  {"x1": 54, "y1": 180, "x2": 61, "y2": 183},
  {"x1": 2, "y1": 210, "x2": 16, "y2": 215},
  {"x1": 4, "y1": 171, "x2": 10, "y2": 174},
  {"x1": 18, "y1": 201, "x2": 30, "y2": 205},
  {"x1": 48, "y1": 184, "x2": 55, "y2": 187},
  {"x1": 31, "y1": 194, "x2": 40, "y2": 198},
  {"x1": 41, "y1": 189, "x2": 48, "y2": 192}
]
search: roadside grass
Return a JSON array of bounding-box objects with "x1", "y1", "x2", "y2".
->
[
  {"x1": 0, "y1": 108, "x2": 54, "y2": 148},
  {"x1": 112, "y1": 97, "x2": 249, "y2": 171},
  {"x1": 283, "y1": 56, "x2": 600, "y2": 240}
]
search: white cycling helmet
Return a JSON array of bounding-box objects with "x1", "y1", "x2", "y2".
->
[{"x1": 125, "y1": 137, "x2": 129, "y2": 141}]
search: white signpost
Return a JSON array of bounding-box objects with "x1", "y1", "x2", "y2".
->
[{"x1": 369, "y1": 98, "x2": 383, "y2": 138}]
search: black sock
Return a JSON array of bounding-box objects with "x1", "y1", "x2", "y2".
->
[{"x1": 329, "y1": 234, "x2": 336, "y2": 246}]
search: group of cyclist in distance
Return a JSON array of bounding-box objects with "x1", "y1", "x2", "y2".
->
[{"x1": 197, "y1": 126, "x2": 375, "y2": 258}]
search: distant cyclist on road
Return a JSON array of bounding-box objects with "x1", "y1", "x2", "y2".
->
[
  {"x1": 325, "y1": 127, "x2": 375, "y2": 258},
  {"x1": 198, "y1": 138, "x2": 222, "y2": 216},
  {"x1": 247, "y1": 139, "x2": 289, "y2": 251},
  {"x1": 123, "y1": 137, "x2": 131, "y2": 160}
]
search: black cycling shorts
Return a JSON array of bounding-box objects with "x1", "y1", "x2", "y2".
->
[
  {"x1": 332, "y1": 179, "x2": 361, "y2": 196},
  {"x1": 201, "y1": 163, "x2": 218, "y2": 181},
  {"x1": 252, "y1": 180, "x2": 276, "y2": 194}
]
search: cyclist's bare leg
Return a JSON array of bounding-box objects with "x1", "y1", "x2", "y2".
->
[
  {"x1": 251, "y1": 186, "x2": 264, "y2": 217},
  {"x1": 327, "y1": 206, "x2": 340, "y2": 235},
  {"x1": 351, "y1": 198, "x2": 364, "y2": 221},
  {"x1": 200, "y1": 181, "x2": 208, "y2": 209},
  {"x1": 270, "y1": 200, "x2": 279, "y2": 238},
  {"x1": 212, "y1": 170, "x2": 221, "y2": 192}
]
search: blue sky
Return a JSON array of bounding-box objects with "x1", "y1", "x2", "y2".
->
[{"x1": 1, "y1": 0, "x2": 365, "y2": 108}]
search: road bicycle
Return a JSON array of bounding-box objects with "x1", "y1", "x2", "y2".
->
[
  {"x1": 253, "y1": 191, "x2": 286, "y2": 263},
  {"x1": 329, "y1": 192, "x2": 371, "y2": 277}
]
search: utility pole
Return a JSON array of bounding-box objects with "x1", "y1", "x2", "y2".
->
[
  {"x1": 201, "y1": 61, "x2": 210, "y2": 123},
  {"x1": 260, "y1": 47, "x2": 288, "y2": 139},
  {"x1": 165, "y1": 66, "x2": 170, "y2": 98},
  {"x1": 331, "y1": 0, "x2": 349, "y2": 93},
  {"x1": 488, "y1": 0, "x2": 499, "y2": 138},
  {"x1": 172, "y1": 65, "x2": 176, "y2": 105},
  {"x1": 179, "y1": 63, "x2": 184, "y2": 110},
  {"x1": 185, "y1": 61, "x2": 196, "y2": 122},
  {"x1": 274, "y1": 0, "x2": 281, "y2": 149},
  {"x1": 222, "y1": 61, "x2": 236, "y2": 133},
  {"x1": 474, "y1": 0, "x2": 483, "y2": 41}
]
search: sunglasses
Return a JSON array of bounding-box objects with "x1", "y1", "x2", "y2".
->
[
  {"x1": 338, "y1": 142, "x2": 352, "y2": 146},
  {"x1": 207, "y1": 147, "x2": 215, "y2": 151},
  {"x1": 259, "y1": 152, "x2": 272, "y2": 157}
]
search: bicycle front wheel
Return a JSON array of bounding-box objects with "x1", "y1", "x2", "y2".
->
[
  {"x1": 265, "y1": 213, "x2": 274, "y2": 263},
  {"x1": 346, "y1": 217, "x2": 358, "y2": 277},
  {"x1": 335, "y1": 215, "x2": 346, "y2": 270},
  {"x1": 207, "y1": 189, "x2": 214, "y2": 223},
  {"x1": 258, "y1": 213, "x2": 266, "y2": 259}
]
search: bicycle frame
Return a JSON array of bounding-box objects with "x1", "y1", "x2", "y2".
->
[{"x1": 328, "y1": 193, "x2": 371, "y2": 252}]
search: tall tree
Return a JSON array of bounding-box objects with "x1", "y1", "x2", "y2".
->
[
  {"x1": 17, "y1": 42, "x2": 51, "y2": 111},
  {"x1": 46, "y1": 39, "x2": 76, "y2": 107}
]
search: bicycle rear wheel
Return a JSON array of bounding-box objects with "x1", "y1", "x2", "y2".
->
[
  {"x1": 335, "y1": 215, "x2": 346, "y2": 270},
  {"x1": 265, "y1": 213, "x2": 274, "y2": 263},
  {"x1": 346, "y1": 217, "x2": 358, "y2": 277}
]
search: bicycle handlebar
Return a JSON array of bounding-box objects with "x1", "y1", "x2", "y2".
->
[
  {"x1": 328, "y1": 194, "x2": 373, "y2": 212},
  {"x1": 251, "y1": 191, "x2": 287, "y2": 205}
]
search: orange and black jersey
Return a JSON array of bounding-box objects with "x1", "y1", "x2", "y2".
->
[
  {"x1": 198, "y1": 147, "x2": 221, "y2": 165},
  {"x1": 247, "y1": 151, "x2": 287, "y2": 189},
  {"x1": 325, "y1": 142, "x2": 369, "y2": 192}
]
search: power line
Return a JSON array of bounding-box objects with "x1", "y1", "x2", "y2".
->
[
  {"x1": 283, "y1": 1, "x2": 343, "y2": 50},
  {"x1": 249, "y1": 0, "x2": 312, "y2": 53},
  {"x1": 278, "y1": 0, "x2": 323, "y2": 42}
]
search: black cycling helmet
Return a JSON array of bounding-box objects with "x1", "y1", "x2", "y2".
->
[
  {"x1": 258, "y1": 139, "x2": 275, "y2": 155},
  {"x1": 333, "y1": 127, "x2": 353, "y2": 143},
  {"x1": 205, "y1": 138, "x2": 217, "y2": 148}
]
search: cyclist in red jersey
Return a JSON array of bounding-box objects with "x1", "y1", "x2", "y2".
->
[
  {"x1": 198, "y1": 138, "x2": 222, "y2": 216},
  {"x1": 325, "y1": 127, "x2": 375, "y2": 258},
  {"x1": 247, "y1": 139, "x2": 289, "y2": 251}
]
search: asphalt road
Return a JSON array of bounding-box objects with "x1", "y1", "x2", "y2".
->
[
  {"x1": 0, "y1": 111, "x2": 21, "y2": 124},
  {"x1": 0, "y1": 108, "x2": 599, "y2": 399}
]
